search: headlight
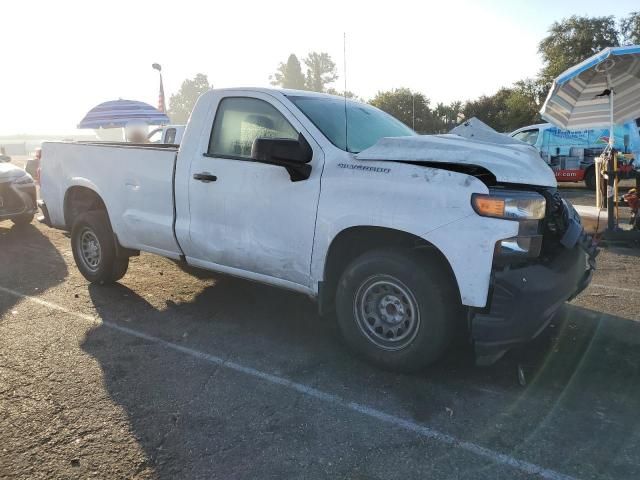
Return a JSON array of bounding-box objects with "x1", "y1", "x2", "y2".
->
[
  {"x1": 12, "y1": 173, "x2": 34, "y2": 185},
  {"x1": 472, "y1": 190, "x2": 546, "y2": 260},
  {"x1": 496, "y1": 235, "x2": 543, "y2": 259},
  {"x1": 471, "y1": 190, "x2": 546, "y2": 220}
]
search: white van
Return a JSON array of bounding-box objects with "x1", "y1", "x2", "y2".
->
[{"x1": 511, "y1": 121, "x2": 640, "y2": 189}]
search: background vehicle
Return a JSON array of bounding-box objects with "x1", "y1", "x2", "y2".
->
[
  {"x1": 0, "y1": 162, "x2": 37, "y2": 226},
  {"x1": 147, "y1": 125, "x2": 185, "y2": 144},
  {"x1": 25, "y1": 147, "x2": 41, "y2": 180},
  {"x1": 511, "y1": 121, "x2": 640, "y2": 189},
  {"x1": 39, "y1": 88, "x2": 595, "y2": 371}
]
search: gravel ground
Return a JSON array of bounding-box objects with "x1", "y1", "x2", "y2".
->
[{"x1": 1, "y1": 181, "x2": 640, "y2": 479}]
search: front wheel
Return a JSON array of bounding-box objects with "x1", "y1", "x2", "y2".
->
[
  {"x1": 335, "y1": 249, "x2": 456, "y2": 372},
  {"x1": 71, "y1": 211, "x2": 129, "y2": 284}
]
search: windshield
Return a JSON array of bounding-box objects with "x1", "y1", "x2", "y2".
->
[
  {"x1": 512, "y1": 129, "x2": 539, "y2": 146},
  {"x1": 288, "y1": 95, "x2": 416, "y2": 153},
  {"x1": 147, "y1": 128, "x2": 163, "y2": 143}
]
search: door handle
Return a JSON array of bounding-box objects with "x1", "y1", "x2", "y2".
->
[{"x1": 193, "y1": 172, "x2": 217, "y2": 183}]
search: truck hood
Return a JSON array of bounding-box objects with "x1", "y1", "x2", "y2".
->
[
  {"x1": 0, "y1": 162, "x2": 27, "y2": 181},
  {"x1": 355, "y1": 134, "x2": 557, "y2": 188}
]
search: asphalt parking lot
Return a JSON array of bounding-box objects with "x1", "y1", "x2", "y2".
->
[{"x1": 2, "y1": 184, "x2": 640, "y2": 479}]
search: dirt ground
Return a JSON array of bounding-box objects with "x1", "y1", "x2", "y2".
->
[{"x1": 1, "y1": 174, "x2": 640, "y2": 479}]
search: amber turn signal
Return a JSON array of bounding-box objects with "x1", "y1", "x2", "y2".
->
[{"x1": 472, "y1": 195, "x2": 505, "y2": 218}]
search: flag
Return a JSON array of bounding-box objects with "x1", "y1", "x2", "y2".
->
[{"x1": 158, "y1": 73, "x2": 166, "y2": 113}]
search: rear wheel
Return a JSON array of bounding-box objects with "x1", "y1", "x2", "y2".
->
[
  {"x1": 335, "y1": 249, "x2": 456, "y2": 372},
  {"x1": 584, "y1": 167, "x2": 596, "y2": 190},
  {"x1": 11, "y1": 213, "x2": 34, "y2": 226},
  {"x1": 71, "y1": 211, "x2": 129, "y2": 284}
]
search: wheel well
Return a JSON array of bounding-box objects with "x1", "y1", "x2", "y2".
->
[
  {"x1": 319, "y1": 226, "x2": 459, "y2": 315},
  {"x1": 63, "y1": 186, "x2": 139, "y2": 258},
  {"x1": 64, "y1": 186, "x2": 107, "y2": 230}
]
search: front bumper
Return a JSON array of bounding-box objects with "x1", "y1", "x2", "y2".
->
[
  {"x1": 0, "y1": 181, "x2": 37, "y2": 220},
  {"x1": 472, "y1": 199, "x2": 597, "y2": 365},
  {"x1": 37, "y1": 200, "x2": 52, "y2": 226}
]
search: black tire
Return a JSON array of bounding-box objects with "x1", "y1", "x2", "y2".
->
[
  {"x1": 584, "y1": 167, "x2": 596, "y2": 190},
  {"x1": 71, "y1": 211, "x2": 129, "y2": 284},
  {"x1": 11, "y1": 213, "x2": 34, "y2": 226},
  {"x1": 335, "y1": 248, "x2": 457, "y2": 372}
]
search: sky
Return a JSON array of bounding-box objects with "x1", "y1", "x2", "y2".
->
[{"x1": 1, "y1": 0, "x2": 638, "y2": 135}]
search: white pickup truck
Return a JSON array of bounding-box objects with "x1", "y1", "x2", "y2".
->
[
  {"x1": 147, "y1": 125, "x2": 186, "y2": 145},
  {"x1": 39, "y1": 88, "x2": 597, "y2": 370}
]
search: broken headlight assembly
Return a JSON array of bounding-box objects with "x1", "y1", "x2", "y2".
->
[{"x1": 472, "y1": 189, "x2": 546, "y2": 259}]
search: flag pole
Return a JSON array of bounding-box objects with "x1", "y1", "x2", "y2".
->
[
  {"x1": 152, "y1": 63, "x2": 166, "y2": 115},
  {"x1": 158, "y1": 72, "x2": 166, "y2": 114}
]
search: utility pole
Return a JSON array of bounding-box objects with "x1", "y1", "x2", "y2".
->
[{"x1": 412, "y1": 93, "x2": 415, "y2": 131}]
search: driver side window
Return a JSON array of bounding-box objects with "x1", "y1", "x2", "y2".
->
[{"x1": 208, "y1": 97, "x2": 298, "y2": 159}]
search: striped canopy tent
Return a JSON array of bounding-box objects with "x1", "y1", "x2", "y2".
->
[
  {"x1": 78, "y1": 99, "x2": 169, "y2": 129},
  {"x1": 540, "y1": 45, "x2": 640, "y2": 143}
]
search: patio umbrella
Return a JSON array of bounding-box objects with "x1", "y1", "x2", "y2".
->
[
  {"x1": 540, "y1": 45, "x2": 640, "y2": 147},
  {"x1": 540, "y1": 44, "x2": 640, "y2": 232},
  {"x1": 78, "y1": 99, "x2": 169, "y2": 129}
]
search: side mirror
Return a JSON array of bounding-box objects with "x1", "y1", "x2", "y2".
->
[{"x1": 251, "y1": 133, "x2": 313, "y2": 181}]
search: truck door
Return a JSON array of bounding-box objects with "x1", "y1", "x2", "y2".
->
[{"x1": 181, "y1": 93, "x2": 324, "y2": 290}]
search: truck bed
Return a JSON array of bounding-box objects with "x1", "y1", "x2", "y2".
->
[
  {"x1": 77, "y1": 141, "x2": 179, "y2": 149},
  {"x1": 40, "y1": 142, "x2": 182, "y2": 258}
]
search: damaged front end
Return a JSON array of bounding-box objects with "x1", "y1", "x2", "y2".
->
[
  {"x1": 0, "y1": 176, "x2": 37, "y2": 221},
  {"x1": 471, "y1": 188, "x2": 598, "y2": 365}
]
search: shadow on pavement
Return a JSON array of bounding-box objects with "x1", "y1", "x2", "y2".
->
[
  {"x1": 81, "y1": 275, "x2": 640, "y2": 479},
  {"x1": 82, "y1": 279, "x2": 340, "y2": 478},
  {"x1": 0, "y1": 222, "x2": 68, "y2": 317}
]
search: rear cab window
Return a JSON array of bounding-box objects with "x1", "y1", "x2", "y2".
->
[{"x1": 165, "y1": 128, "x2": 177, "y2": 144}]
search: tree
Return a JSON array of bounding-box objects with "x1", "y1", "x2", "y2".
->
[
  {"x1": 503, "y1": 79, "x2": 544, "y2": 130},
  {"x1": 303, "y1": 52, "x2": 338, "y2": 92},
  {"x1": 538, "y1": 16, "x2": 619, "y2": 86},
  {"x1": 369, "y1": 88, "x2": 435, "y2": 133},
  {"x1": 620, "y1": 12, "x2": 640, "y2": 45},
  {"x1": 459, "y1": 80, "x2": 542, "y2": 133},
  {"x1": 168, "y1": 73, "x2": 212, "y2": 124},
  {"x1": 269, "y1": 54, "x2": 306, "y2": 90},
  {"x1": 324, "y1": 88, "x2": 360, "y2": 100},
  {"x1": 462, "y1": 88, "x2": 514, "y2": 132},
  {"x1": 433, "y1": 101, "x2": 463, "y2": 133}
]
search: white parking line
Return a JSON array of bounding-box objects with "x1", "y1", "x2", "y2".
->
[
  {"x1": 0, "y1": 285, "x2": 578, "y2": 480},
  {"x1": 590, "y1": 283, "x2": 640, "y2": 295}
]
